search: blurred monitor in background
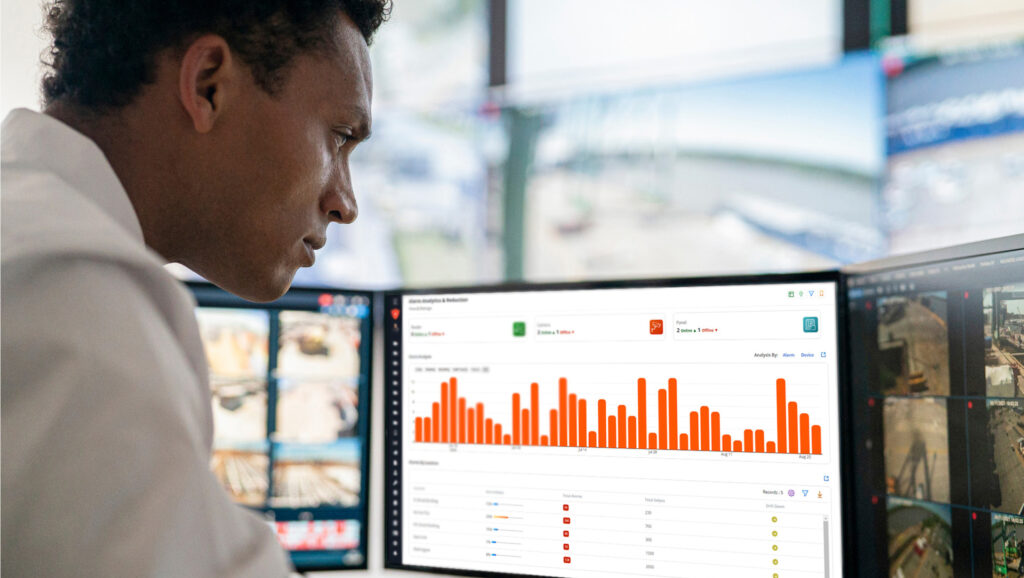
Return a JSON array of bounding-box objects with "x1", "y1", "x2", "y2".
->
[
  {"x1": 906, "y1": 0, "x2": 1024, "y2": 52},
  {"x1": 881, "y1": 39, "x2": 1024, "y2": 255},
  {"x1": 520, "y1": 53, "x2": 885, "y2": 282}
]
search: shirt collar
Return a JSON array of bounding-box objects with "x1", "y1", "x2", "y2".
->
[{"x1": 2, "y1": 108, "x2": 145, "y2": 244}]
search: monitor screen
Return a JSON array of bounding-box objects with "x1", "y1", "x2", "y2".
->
[
  {"x1": 188, "y1": 283, "x2": 373, "y2": 571},
  {"x1": 384, "y1": 273, "x2": 846, "y2": 576},
  {"x1": 845, "y1": 239, "x2": 1024, "y2": 576}
]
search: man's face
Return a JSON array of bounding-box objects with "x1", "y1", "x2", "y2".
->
[{"x1": 182, "y1": 14, "x2": 372, "y2": 302}]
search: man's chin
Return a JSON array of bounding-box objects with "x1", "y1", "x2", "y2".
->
[{"x1": 207, "y1": 268, "x2": 296, "y2": 303}]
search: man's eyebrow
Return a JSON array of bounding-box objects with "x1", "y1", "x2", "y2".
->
[{"x1": 343, "y1": 105, "x2": 372, "y2": 141}]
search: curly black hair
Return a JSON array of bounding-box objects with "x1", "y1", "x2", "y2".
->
[{"x1": 42, "y1": 0, "x2": 391, "y2": 110}]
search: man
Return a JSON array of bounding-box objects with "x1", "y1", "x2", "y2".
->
[{"x1": 1, "y1": 1, "x2": 388, "y2": 575}]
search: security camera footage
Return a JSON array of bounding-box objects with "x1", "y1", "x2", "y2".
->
[
  {"x1": 848, "y1": 247, "x2": 1024, "y2": 576},
  {"x1": 190, "y1": 284, "x2": 372, "y2": 571}
]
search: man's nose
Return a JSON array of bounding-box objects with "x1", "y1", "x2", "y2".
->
[{"x1": 322, "y1": 183, "x2": 358, "y2": 224}]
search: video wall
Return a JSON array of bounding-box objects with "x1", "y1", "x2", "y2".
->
[{"x1": 847, "y1": 249, "x2": 1024, "y2": 576}]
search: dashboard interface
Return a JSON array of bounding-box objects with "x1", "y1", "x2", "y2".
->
[
  {"x1": 847, "y1": 247, "x2": 1024, "y2": 577},
  {"x1": 189, "y1": 283, "x2": 373, "y2": 571},
  {"x1": 385, "y1": 274, "x2": 844, "y2": 577}
]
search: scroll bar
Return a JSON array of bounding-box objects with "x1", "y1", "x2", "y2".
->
[{"x1": 823, "y1": 516, "x2": 830, "y2": 578}]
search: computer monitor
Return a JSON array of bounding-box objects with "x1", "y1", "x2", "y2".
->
[
  {"x1": 845, "y1": 235, "x2": 1024, "y2": 576},
  {"x1": 187, "y1": 282, "x2": 373, "y2": 571},
  {"x1": 383, "y1": 273, "x2": 846, "y2": 576}
]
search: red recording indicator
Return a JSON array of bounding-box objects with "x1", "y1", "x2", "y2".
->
[{"x1": 318, "y1": 293, "x2": 333, "y2": 307}]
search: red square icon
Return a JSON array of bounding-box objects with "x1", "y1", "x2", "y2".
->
[
  {"x1": 563, "y1": 530, "x2": 570, "y2": 537},
  {"x1": 650, "y1": 320, "x2": 663, "y2": 335},
  {"x1": 563, "y1": 557, "x2": 571, "y2": 564},
  {"x1": 563, "y1": 543, "x2": 570, "y2": 550},
  {"x1": 563, "y1": 517, "x2": 571, "y2": 524},
  {"x1": 562, "y1": 504, "x2": 569, "y2": 511}
]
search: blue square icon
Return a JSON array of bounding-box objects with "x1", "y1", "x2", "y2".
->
[{"x1": 803, "y1": 317, "x2": 819, "y2": 333}]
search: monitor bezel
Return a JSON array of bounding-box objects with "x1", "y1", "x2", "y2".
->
[
  {"x1": 382, "y1": 269, "x2": 852, "y2": 578},
  {"x1": 187, "y1": 281, "x2": 374, "y2": 572}
]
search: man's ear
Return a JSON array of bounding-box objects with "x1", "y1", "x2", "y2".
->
[{"x1": 178, "y1": 35, "x2": 235, "y2": 134}]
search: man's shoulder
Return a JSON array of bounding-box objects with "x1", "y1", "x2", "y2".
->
[{"x1": 2, "y1": 164, "x2": 156, "y2": 270}]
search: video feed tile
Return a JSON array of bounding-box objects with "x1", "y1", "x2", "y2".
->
[
  {"x1": 211, "y1": 377, "x2": 267, "y2": 443},
  {"x1": 196, "y1": 308, "x2": 270, "y2": 378},
  {"x1": 276, "y1": 311, "x2": 362, "y2": 380},
  {"x1": 992, "y1": 513, "x2": 1024, "y2": 577},
  {"x1": 275, "y1": 378, "x2": 360, "y2": 443},
  {"x1": 987, "y1": 399, "x2": 1024, "y2": 516},
  {"x1": 877, "y1": 292, "x2": 950, "y2": 396},
  {"x1": 985, "y1": 285, "x2": 1024, "y2": 398},
  {"x1": 211, "y1": 440, "x2": 269, "y2": 507},
  {"x1": 887, "y1": 497, "x2": 954, "y2": 578},
  {"x1": 885, "y1": 398, "x2": 950, "y2": 503},
  {"x1": 270, "y1": 440, "x2": 361, "y2": 509}
]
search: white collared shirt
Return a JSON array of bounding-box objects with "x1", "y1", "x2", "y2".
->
[{"x1": 1, "y1": 109, "x2": 291, "y2": 577}]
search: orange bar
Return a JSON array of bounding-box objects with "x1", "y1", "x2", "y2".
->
[
  {"x1": 680, "y1": 433, "x2": 688, "y2": 449},
  {"x1": 588, "y1": 431, "x2": 597, "y2": 448},
  {"x1": 486, "y1": 418, "x2": 494, "y2": 445},
  {"x1": 711, "y1": 412, "x2": 721, "y2": 452},
  {"x1": 415, "y1": 417, "x2": 423, "y2": 442},
  {"x1": 467, "y1": 408, "x2": 475, "y2": 444},
  {"x1": 800, "y1": 413, "x2": 810, "y2": 454},
  {"x1": 424, "y1": 417, "x2": 432, "y2": 443},
  {"x1": 541, "y1": 435, "x2": 549, "y2": 446},
  {"x1": 638, "y1": 378, "x2": 648, "y2": 449},
  {"x1": 578, "y1": 399, "x2": 587, "y2": 448},
  {"x1": 617, "y1": 405, "x2": 627, "y2": 449},
  {"x1": 628, "y1": 416, "x2": 637, "y2": 449},
  {"x1": 689, "y1": 412, "x2": 699, "y2": 450},
  {"x1": 755, "y1": 429, "x2": 765, "y2": 453},
  {"x1": 608, "y1": 416, "x2": 617, "y2": 448},
  {"x1": 432, "y1": 402, "x2": 440, "y2": 442},
  {"x1": 449, "y1": 378, "x2": 458, "y2": 443},
  {"x1": 476, "y1": 403, "x2": 484, "y2": 445},
  {"x1": 531, "y1": 383, "x2": 540, "y2": 446},
  {"x1": 512, "y1": 393, "x2": 521, "y2": 446},
  {"x1": 788, "y1": 402, "x2": 798, "y2": 454},
  {"x1": 777, "y1": 378, "x2": 787, "y2": 457},
  {"x1": 503, "y1": 434, "x2": 511, "y2": 445},
  {"x1": 559, "y1": 378, "x2": 568, "y2": 447},
  {"x1": 733, "y1": 440, "x2": 742, "y2": 452},
  {"x1": 495, "y1": 424, "x2": 502, "y2": 446},
  {"x1": 648, "y1": 432, "x2": 657, "y2": 449},
  {"x1": 458, "y1": 398, "x2": 467, "y2": 444},
  {"x1": 668, "y1": 378, "x2": 678, "y2": 451},
  {"x1": 440, "y1": 382, "x2": 449, "y2": 443},
  {"x1": 767, "y1": 441, "x2": 776, "y2": 453},
  {"x1": 722, "y1": 434, "x2": 731, "y2": 452},
  {"x1": 658, "y1": 389, "x2": 668, "y2": 450},
  {"x1": 550, "y1": 409, "x2": 559, "y2": 447},
  {"x1": 598, "y1": 400, "x2": 607, "y2": 448},
  {"x1": 569, "y1": 394, "x2": 578, "y2": 447},
  {"x1": 744, "y1": 429, "x2": 754, "y2": 453},
  {"x1": 522, "y1": 409, "x2": 530, "y2": 447},
  {"x1": 700, "y1": 406, "x2": 710, "y2": 452},
  {"x1": 812, "y1": 425, "x2": 822, "y2": 455}
]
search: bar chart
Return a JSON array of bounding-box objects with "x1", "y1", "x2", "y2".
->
[{"x1": 413, "y1": 376, "x2": 822, "y2": 455}]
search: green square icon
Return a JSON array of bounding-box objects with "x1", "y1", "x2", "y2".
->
[
  {"x1": 788, "y1": 291, "x2": 795, "y2": 298},
  {"x1": 803, "y1": 317, "x2": 819, "y2": 333},
  {"x1": 513, "y1": 321, "x2": 526, "y2": 337}
]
